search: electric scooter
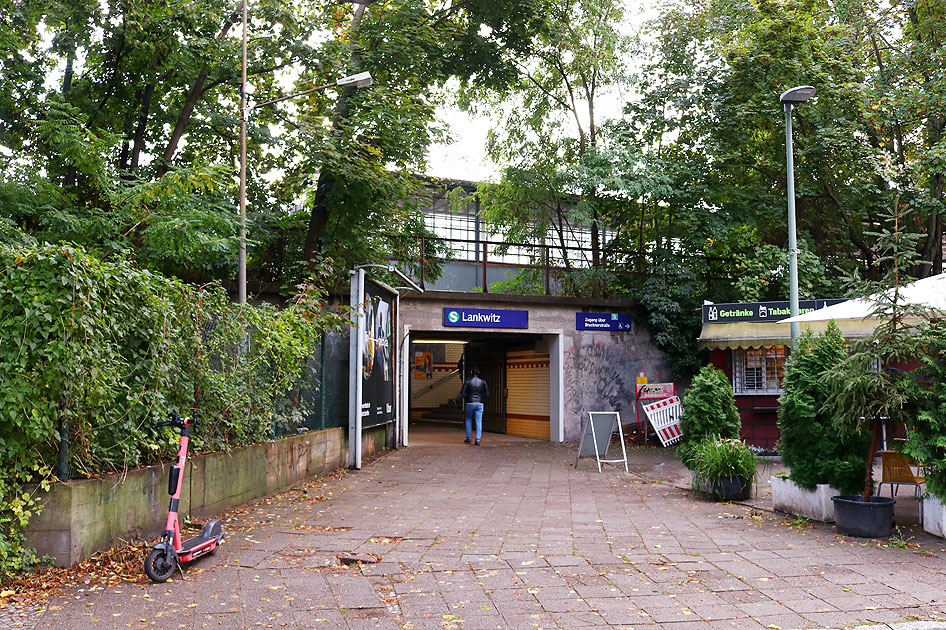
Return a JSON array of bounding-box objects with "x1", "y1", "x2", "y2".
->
[{"x1": 144, "y1": 414, "x2": 224, "y2": 582}]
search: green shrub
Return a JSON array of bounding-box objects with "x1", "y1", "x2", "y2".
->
[
  {"x1": 901, "y1": 320, "x2": 946, "y2": 500},
  {"x1": 691, "y1": 436, "x2": 757, "y2": 484},
  {"x1": 0, "y1": 243, "x2": 338, "y2": 578},
  {"x1": 777, "y1": 323, "x2": 869, "y2": 495},
  {"x1": 678, "y1": 365, "x2": 741, "y2": 470}
]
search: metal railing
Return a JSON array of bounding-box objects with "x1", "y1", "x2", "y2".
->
[
  {"x1": 402, "y1": 235, "x2": 646, "y2": 296},
  {"x1": 412, "y1": 369, "x2": 460, "y2": 398}
]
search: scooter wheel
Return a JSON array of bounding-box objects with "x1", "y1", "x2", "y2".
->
[{"x1": 144, "y1": 548, "x2": 177, "y2": 583}]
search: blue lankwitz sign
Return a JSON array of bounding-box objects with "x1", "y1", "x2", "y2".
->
[{"x1": 443, "y1": 307, "x2": 529, "y2": 329}]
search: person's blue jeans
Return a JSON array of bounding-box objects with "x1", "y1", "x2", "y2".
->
[{"x1": 465, "y1": 403, "x2": 484, "y2": 441}]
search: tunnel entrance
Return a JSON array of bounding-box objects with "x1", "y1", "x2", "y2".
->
[{"x1": 408, "y1": 332, "x2": 553, "y2": 441}]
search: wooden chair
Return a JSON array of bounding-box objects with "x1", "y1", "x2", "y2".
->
[{"x1": 878, "y1": 450, "x2": 925, "y2": 500}]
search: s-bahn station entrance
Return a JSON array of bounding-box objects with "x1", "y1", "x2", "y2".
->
[
  {"x1": 397, "y1": 291, "x2": 674, "y2": 447},
  {"x1": 408, "y1": 332, "x2": 554, "y2": 440}
]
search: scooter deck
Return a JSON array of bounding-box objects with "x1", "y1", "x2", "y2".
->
[{"x1": 181, "y1": 535, "x2": 217, "y2": 553}]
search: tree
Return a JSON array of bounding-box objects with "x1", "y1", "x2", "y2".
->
[
  {"x1": 297, "y1": 0, "x2": 550, "y2": 274},
  {"x1": 825, "y1": 199, "x2": 926, "y2": 500},
  {"x1": 475, "y1": 0, "x2": 632, "y2": 296},
  {"x1": 867, "y1": 0, "x2": 946, "y2": 276},
  {"x1": 777, "y1": 323, "x2": 868, "y2": 495},
  {"x1": 621, "y1": 0, "x2": 946, "y2": 286},
  {"x1": 0, "y1": 0, "x2": 550, "y2": 287},
  {"x1": 0, "y1": 0, "x2": 319, "y2": 279},
  {"x1": 678, "y1": 365, "x2": 742, "y2": 470}
]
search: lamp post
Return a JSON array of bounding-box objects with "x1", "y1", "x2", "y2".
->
[
  {"x1": 780, "y1": 85, "x2": 817, "y2": 345},
  {"x1": 238, "y1": 0, "x2": 376, "y2": 305}
]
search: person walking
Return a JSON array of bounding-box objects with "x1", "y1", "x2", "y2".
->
[{"x1": 459, "y1": 366, "x2": 488, "y2": 445}]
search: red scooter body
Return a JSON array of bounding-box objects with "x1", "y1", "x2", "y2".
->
[{"x1": 144, "y1": 415, "x2": 224, "y2": 582}]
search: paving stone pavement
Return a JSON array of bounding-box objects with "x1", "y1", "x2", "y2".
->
[{"x1": 6, "y1": 424, "x2": 946, "y2": 630}]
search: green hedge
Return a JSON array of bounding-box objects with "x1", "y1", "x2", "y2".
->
[{"x1": 0, "y1": 244, "x2": 335, "y2": 577}]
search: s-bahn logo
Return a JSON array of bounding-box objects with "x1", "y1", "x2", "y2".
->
[{"x1": 447, "y1": 310, "x2": 460, "y2": 324}]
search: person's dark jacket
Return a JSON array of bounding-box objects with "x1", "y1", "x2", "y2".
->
[{"x1": 460, "y1": 375, "x2": 489, "y2": 404}]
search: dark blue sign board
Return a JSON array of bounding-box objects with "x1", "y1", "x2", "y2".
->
[
  {"x1": 577, "y1": 312, "x2": 632, "y2": 331},
  {"x1": 443, "y1": 307, "x2": 529, "y2": 329},
  {"x1": 701, "y1": 299, "x2": 848, "y2": 324}
]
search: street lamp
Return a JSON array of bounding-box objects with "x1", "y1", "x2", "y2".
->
[
  {"x1": 237, "y1": 0, "x2": 376, "y2": 305},
  {"x1": 780, "y1": 85, "x2": 816, "y2": 345}
]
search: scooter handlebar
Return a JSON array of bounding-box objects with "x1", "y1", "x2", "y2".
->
[{"x1": 154, "y1": 414, "x2": 199, "y2": 428}]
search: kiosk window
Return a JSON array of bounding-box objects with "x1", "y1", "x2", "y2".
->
[{"x1": 733, "y1": 346, "x2": 786, "y2": 394}]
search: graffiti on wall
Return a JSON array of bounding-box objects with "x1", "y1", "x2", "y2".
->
[{"x1": 564, "y1": 339, "x2": 633, "y2": 421}]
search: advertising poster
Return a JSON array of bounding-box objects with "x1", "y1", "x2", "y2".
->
[
  {"x1": 361, "y1": 279, "x2": 395, "y2": 427},
  {"x1": 414, "y1": 352, "x2": 433, "y2": 379}
]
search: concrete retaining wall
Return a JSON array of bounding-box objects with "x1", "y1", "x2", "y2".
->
[
  {"x1": 25, "y1": 428, "x2": 347, "y2": 567},
  {"x1": 770, "y1": 475, "x2": 838, "y2": 522}
]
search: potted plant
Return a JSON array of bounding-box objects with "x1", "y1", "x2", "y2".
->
[
  {"x1": 773, "y1": 323, "x2": 869, "y2": 522},
  {"x1": 823, "y1": 202, "x2": 925, "y2": 537},
  {"x1": 691, "y1": 437, "x2": 756, "y2": 501},
  {"x1": 678, "y1": 364, "x2": 742, "y2": 470}
]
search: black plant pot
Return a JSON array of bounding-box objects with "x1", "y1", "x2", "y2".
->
[
  {"x1": 831, "y1": 495, "x2": 896, "y2": 538},
  {"x1": 709, "y1": 475, "x2": 751, "y2": 501}
]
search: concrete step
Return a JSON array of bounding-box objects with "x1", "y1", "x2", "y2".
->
[{"x1": 418, "y1": 402, "x2": 464, "y2": 423}]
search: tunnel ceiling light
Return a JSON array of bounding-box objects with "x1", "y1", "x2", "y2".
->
[{"x1": 410, "y1": 340, "x2": 469, "y2": 344}]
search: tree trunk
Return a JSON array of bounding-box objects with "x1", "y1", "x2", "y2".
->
[
  {"x1": 63, "y1": 49, "x2": 76, "y2": 189},
  {"x1": 907, "y1": 6, "x2": 944, "y2": 277},
  {"x1": 919, "y1": 116, "x2": 945, "y2": 277},
  {"x1": 302, "y1": 171, "x2": 337, "y2": 266},
  {"x1": 591, "y1": 207, "x2": 600, "y2": 298},
  {"x1": 302, "y1": 3, "x2": 369, "y2": 267},
  {"x1": 131, "y1": 81, "x2": 156, "y2": 169},
  {"x1": 156, "y1": 1, "x2": 242, "y2": 176},
  {"x1": 863, "y1": 421, "x2": 881, "y2": 502}
]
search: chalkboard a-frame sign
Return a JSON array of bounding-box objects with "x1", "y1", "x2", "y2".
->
[{"x1": 575, "y1": 412, "x2": 629, "y2": 473}]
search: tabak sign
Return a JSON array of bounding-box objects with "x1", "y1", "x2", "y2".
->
[{"x1": 702, "y1": 299, "x2": 848, "y2": 324}]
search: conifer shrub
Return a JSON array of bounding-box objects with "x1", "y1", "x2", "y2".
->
[
  {"x1": 678, "y1": 365, "x2": 741, "y2": 470},
  {"x1": 901, "y1": 320, "x2": 946, "y2": 501},
  {"x1": 776, "y1": 323, "x2": 869, "y2": 494}
]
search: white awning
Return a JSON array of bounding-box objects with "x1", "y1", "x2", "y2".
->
[{"x1": 780, "y1": 273, "x2": 946, "y2": 324}]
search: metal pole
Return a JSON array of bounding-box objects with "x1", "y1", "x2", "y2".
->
[
  {"x1": 785, "y1": 103, "x2": 800, "y2": 344},
  {"x1": 238, "y1": 0, "x2": 248, "y2": 305},
  {"x1": 252, "y1": 82, "x2": 337, "y2": 109},
  {"x1": 348, "y1": 268, "x2": 365, "y2": 469},
  {"x1": 394, "y1": 291, "x2": 400, "y2": 448},
  {"x1": 399, "y1": 326, "x2": 411, "y2": 447},
  {"x1": 482, "y1": 241, "x2": 488, "y2": 293},
  {"x1": 57, "y1": 417, "x2": 70, "y2": 480}
]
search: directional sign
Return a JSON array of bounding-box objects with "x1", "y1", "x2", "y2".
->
[{"x1": 577, "y1": 312, "x2": 632, "y2": 331}]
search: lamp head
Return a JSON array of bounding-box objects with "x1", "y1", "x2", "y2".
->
[
  {"x1": 780, "y1": 85, "x2": 817, "y2": 104},
  {"x1": 336, "y1": 71, "x2": 373, "y2": 88}
]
